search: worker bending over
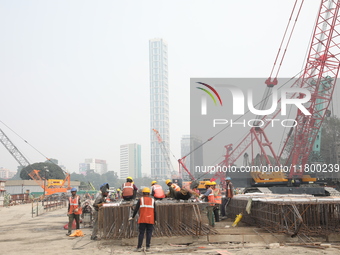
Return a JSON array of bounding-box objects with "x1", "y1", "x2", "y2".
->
[
  {"x1": 91, "y1": 183, "x2": 109, "y2": 240},
  {"x1": 165, "y1": 179, "x2": 192, "y2": 201},
  {"x1": 151, "y1": 181, "x2": 165, "y2": 200},
  {"x1": 129, "y1": 187, "x2": 157, "y2": 252}
]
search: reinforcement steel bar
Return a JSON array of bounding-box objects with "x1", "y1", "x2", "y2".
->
[
  {"x1": 228, "y1": 196, "x2": 340, "y2": 236},
  {"x1": 98, "y1": 202, "x2": 217, "y2": 239}
]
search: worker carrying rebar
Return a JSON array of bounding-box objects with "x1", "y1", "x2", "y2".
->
[
  {"x1": 66, "y1": 188, "x2": 82, "y2": 236},
  {"x1": 165, "y1": 179, "x2": 191, "y2": 201},
  {"x1": 91, "y1": 183, "x2": 109, "y2": 240},
  {"x1": 151, "y1": 181, "x2": 165, "y2": 200},
  {"x1": 200, "y1": 181, "x2": 215, "y2": 227},
  {"x1": 221, "y1": 177, "x2": 233, "y2": 219},
  {"x1": 129, "y1": 187, "x2": 157, "y2": 252},
  {"x1": 122, "y1": 177, "x2": 138, "y2": 201}
]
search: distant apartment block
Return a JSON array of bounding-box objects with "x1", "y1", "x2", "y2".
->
[
  {"x1": 149, "y1": 38, "x2": 170, "y2": 179},
  {"x1": 181, "y1": 135, "x2": 203, "y2": 179},
  {"x1": 120, "y1": 143, "x2": 142, "y2": 179},
  {"x1": 0, "y1": 167, "x2": 16, "y2": 179},
  {"x1": 80, "y1": 158, "x2": 108, "y2": 175}
]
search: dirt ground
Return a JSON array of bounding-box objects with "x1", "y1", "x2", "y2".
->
[{"x1": 1, "y1": 203, "x2": 340, "y2": 255}]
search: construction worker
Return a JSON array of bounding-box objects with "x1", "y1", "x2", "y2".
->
[
  {"x1": 166, "y1": 179, "x2": 192, "y2": 201},
  {"x1": 116, "y1": 188, "x2": 121, "y2": 199},
  {"x1": 129, "y1": 187, "x2": 157, "y2": 252},
  {"x1": 91, "y1": 183, "x2": 109, "y2": 240},
  {"x1": 151, "y1": 181, "x2": 165, "y2": 200},
  {"x1": 66, "y1": 188, "x2": 82, "y2": 236},
  {"x1": 200, "y1": 181, "x2": 215, "y2": 227},
  {"x1": 221, "y1": 177, "x2": 234, "y2": 218},
  {"x1": 122, "y1": 177, "x2": 138, "y2": 201},
  {"x1": 211, "y1": 181, "x2": 221, "y2": 222}
]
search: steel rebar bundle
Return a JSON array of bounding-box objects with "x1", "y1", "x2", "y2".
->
[
  {"x1": 97, "y1": 202, "x2": 217, "y2": 239},
  {"x1": 228, "y1": 195, "x2": 340, "y2": 236}
]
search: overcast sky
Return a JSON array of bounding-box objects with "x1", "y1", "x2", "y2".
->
[{"x1": 1, "y1": 0, "x2": 338, "y2": 176}]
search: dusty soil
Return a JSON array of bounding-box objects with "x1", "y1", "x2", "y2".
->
[{"x1": 1, "y1": 203, "x2": 340, "y2": 255}]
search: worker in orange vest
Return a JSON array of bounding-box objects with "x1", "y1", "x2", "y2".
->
[
  {"x1": 122, "y1": 177, "x2": 138, "y2": 201},
  {"x1": 211, "y1": 181, "x2": 221, "y2": 222},
  {"x1": 66, "y1": 188, "x2": 82, "y2": 236},
  {"x1": 221, "y1": 177, "x2": 234, "y2": 218},
  {"x1": 129, "y1": 187, "x2": 157, "y2": 252},
  {"x1": 151, "y1": 181, "x2": 165, "y2": 200},
  {"x1": 200, "y1": 181, "x2": 215, "y2": 227}
]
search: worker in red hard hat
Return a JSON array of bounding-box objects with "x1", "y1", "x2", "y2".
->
[
  {"x1": 129, "y1": 187, "x2": 157, "y2": 252},
  {"x1": 66, "y1": 188, "x2": 82, "y2": 236}
]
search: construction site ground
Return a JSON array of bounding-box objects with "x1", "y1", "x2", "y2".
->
[{"x1": 1, "y1": 203, "x2": 340, "y2": 255}]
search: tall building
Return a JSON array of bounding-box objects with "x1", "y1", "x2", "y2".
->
[
  {"x1": 149, "y1": 38, "x2": 170, "y2": 179},
  {"x1": 82, "y1": 158, "x2": 108, "y2": 175},
  {"x1": 181, "y1": 135, "x2": 203, "y2": 179},
  {"x1": 120, "y1": 143, "x2": 142, "y2": 179}
]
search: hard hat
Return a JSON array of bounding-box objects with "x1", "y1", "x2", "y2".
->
[
  {"x1": 165, "y1": 179, "x2": 172, "y2": 185},
  {"x1": 225, "y1": 177, "x2": 231, "y2": 180},
  {"x1": 211, "y1": 181, "x2": 217, "y2": 185},
  {"x1": 71, "y1": 188, "x2": 77, "y2": 192},
  {"x1": 151, "y1": 181, "x2": 157, "y2": 185},
  {"x1": 142, "y1": 187, "x2": 151, "y2": 193},
  {"x1": 127, "y1": 177, "x2": 133, "y2": 181},
  {"x1": 205, "y1": 181, "x2": 211, "y2": 186},
  {"x1": 117, "y1": 188, "x2": 120, "y2": 191}
]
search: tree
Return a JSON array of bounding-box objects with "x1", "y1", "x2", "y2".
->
[{"x1": 20, "y1": 162, "x2": 65, "y2": 180}]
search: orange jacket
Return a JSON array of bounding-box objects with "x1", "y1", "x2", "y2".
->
[
  {"x1": 171, "y1": 183, "x2": 180, "y2": 192},
  {"x1": 138, "y1": 197, "x2": 155, "y2": 224},
  {"x1": 213, "y1": 187, "x2": 222, "y2": 204},
  {"x1": 207, "y1": 188, "x2": 215, "y2": 206},
  {"x1": 68, "y1": 195, "x2": 82, "y2": 215}
]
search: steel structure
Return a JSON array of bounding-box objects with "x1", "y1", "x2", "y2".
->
[{"x1": 215, "y1": 0, "x2": 340, "y2": 183}]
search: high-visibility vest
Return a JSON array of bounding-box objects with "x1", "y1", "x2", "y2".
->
[
  {"x1": 69, "y1": 195, "x2": 82, "y2": 215},
  {"x1": 138, "y1": 197, "x2": 155, "y2": 224},
  {"x1": 122, "y1": 182, "x2": 134, "y2": 197},
  {"x1": 171, "y1": 183, "x2": 180, "y2": 192},
  {"x1": 207, "y1": 188, "x2": 215, "y2": 206},
  {"x1": 214, "y1": 187, "x2": 222, "y2": 204},
  {"x1": 152, "y1": 184, "x2": 165, "y2": 198}
]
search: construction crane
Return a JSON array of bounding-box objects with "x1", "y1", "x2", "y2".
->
[
  {"x1": 213, "y1": 0, "x2": 340, "y2": 195},
  {"x1": 0, "y1": 127, "x2": 71, "y2": 196}
]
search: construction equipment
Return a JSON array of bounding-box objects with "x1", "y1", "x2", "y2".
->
[
  {"x1": 218, "y1": 0, "x2": 340, "y2": 195},
  {"x1": 0, "y1": 127, "x2": 71, "y2": 196}
]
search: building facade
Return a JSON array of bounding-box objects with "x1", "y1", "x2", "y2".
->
[
  {"x1": 120, "y1": 143, "x2": 142, "y2": 179},
  {"x1": 82, "y1": 158, "x2": 108, "y2": 175},
  {"x1": 181, "y1": 135, "x2": 204, "y2": 179},
  {"x1": 149, "y1": 38, "x2": 170, "y2": 179},
  {"x1": 0, "y1": 167, "x2": 16, "y2": 179}
]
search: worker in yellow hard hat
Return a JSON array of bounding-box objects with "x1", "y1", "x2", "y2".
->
[
  {"x1": 129, "y1": 186, "x2": 156, "y2": 252},
  {"x1": 211, "y1": 181, "x2": 221, "y2": 223},
  {"x1": 151, "y1": 180, "x2": 165, "y2": 200},
  {"x1": 200, "y1": 181, "x2": 215, "y2": 227},
  {"x1": 122, "y1": 177, "x2": 138, "y2": 201},
  {"x1": 116, "y1": 188, "x2": 121, "y2": 200}
]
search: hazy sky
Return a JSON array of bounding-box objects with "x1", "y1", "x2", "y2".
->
[{"x1": 1, "y1": 0, "x2": 337, "y2": 176}]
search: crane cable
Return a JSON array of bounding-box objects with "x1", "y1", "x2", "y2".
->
[{"x1": 269, "y1": 0, "x2": 305, "y2": 80}]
